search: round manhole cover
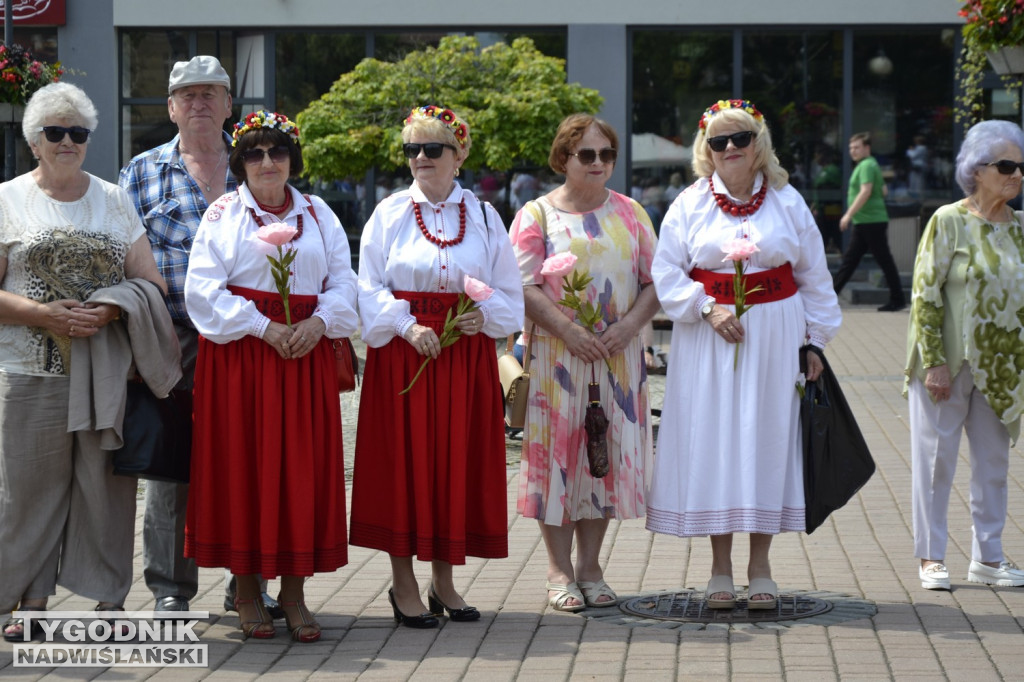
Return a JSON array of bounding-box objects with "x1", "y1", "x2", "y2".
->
[{"x1": 619, "y1": 590, "x2": 833, "y2": 624}]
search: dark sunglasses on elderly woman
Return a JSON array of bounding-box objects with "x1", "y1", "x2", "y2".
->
[
  {"x1": 985, "y1": 160, "x2": 1024, "y2": 175},
  {"x1": 571, "y1": 147, "x2": 617, "y2": 165},
  {"x1": 240, "y1": 145, "x2": 291, "y2": 165},
  {"x1": 707, "y1": 131, "x2": 755, "y2": 153},
  {"x1": 403, "y1": 142, "x2": 457, "y2": 159},
  {"x1": 38, "y1": 126, "x2": 91, "y2": 144}
]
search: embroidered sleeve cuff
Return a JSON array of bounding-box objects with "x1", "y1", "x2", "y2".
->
[
  {"x1": 253, "y1": 316, "x2": 271, "y2": 339},
  {"x1": 395, "y1": 314, "x2": 416, "y2": 340},
  {"x1": 477, "y1": 300, "x2": 492, "y2": 326},
  {"x1": 696, "y1": 295, "x2": 715, "y2": 318},
  {"x1": 806, "y1": 333, "x2": 827, "y2": 349},
  {"x1": 313, "y1": 308, "x2": 332, "y2": 333}
]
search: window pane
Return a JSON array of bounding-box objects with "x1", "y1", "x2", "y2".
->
[
  {"x1": 742, "y1": 31, "x2": 843, "y2": 251},
  {"x1": 120, "y1": 31, "x2": 191, "y2": 99},
  {"x1": 853, "y1": 31, "x2": 955, "y2": 207},
  {"x1": 631, "y1": 30, "x2": 732, "y2": 230},
  {"x1": 276, "y1": 33, "x2": 365, "y2": 117}
]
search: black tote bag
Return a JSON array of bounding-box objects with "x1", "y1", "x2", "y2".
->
[
  {"x1": 800, "y1": 346, "x2": 876, "y2": 534},
  {"x1": 111, "y1": 381, "x2": 192, "y2": 483}
]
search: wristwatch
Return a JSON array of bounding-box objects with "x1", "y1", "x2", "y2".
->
[{"x1": 701, "y1": 299, "x2": 716, "y2": 319}]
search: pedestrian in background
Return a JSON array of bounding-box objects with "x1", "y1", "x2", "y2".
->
[{"x1": 832, "y1": 132, "x2": 906, "y2": 312}]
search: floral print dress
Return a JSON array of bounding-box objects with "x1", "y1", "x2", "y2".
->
[{"x1": 510, "y1": 191, "x2": 657, "y2": 524}]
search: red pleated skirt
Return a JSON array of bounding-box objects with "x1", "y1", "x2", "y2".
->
[
  {"x1": 185, "y1": 286, "x2": 348, "y2": 577},
  {"x1": 349, "y1": 291, "x2": 508, "y2": 564}
]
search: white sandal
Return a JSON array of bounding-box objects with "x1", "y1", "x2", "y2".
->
[
  {"x1": 746, "y1": 578, "x2": 778, "y2": 610},
  {"x1": 705, "y1": 575, "x2": 736, "y2": 609},
  {"x1": 578, "y1": 579, "x2": 618, "y2": 608},
  {"x1": 545, "y1": 581, "x2": 586, "y2": 613}
]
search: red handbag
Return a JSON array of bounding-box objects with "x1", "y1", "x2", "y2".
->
[
  {"x1": 306, "y1": 195, "x2": 359, "y2": 393},
  {"x1": 334, "y1": 338, "x2": 359, "y2": 393}
]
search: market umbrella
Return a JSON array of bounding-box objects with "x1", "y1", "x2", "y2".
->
[
  {"x1": 630, "y1": 132, "x2": 692, "y2": 169},
  {"x1": 585, "y1": 381, "x2": 609, "y2": 478}
]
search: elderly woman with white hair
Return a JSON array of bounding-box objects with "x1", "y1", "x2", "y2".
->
[
  {"x1": 908, "y1": 119, "x2": 1024, "y2": 592},
  {"x1": 646, "y1": 99, "x2": 841, "y2": 609},
  {"x1": 0, "y1": 82, "x2": 166, "y2": 640}
]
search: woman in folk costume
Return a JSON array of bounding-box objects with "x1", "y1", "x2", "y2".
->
[
  {"x1": 351, "y1": 106, "x2": 523, "y2": 628},
  {"x1": 647, "y1": 99, "x2": 841, "y2": 609},
  {"x1": 184, "y1": 111, "x2": 358, "y2": 641}
]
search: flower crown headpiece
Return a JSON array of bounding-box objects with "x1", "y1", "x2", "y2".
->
[
  {"x1": 231, "y1": 110, "x2": 300, "y2": 147},
  {"x1": 404, "y1": 105, "x2": 469, "y2": 148},
  {"x1": 698, "y1": 99, "x2": 764, "y2": 131}
]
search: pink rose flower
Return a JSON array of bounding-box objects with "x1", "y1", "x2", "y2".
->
[
  {"x1": 463, "y1": 275, "x2": 494, "y2": 302},
  {"x1": 541, "y1": 252, "x2": 578, "y2": 278},
  {"x1": 721, "y1": 238, "x2": 759, "y2": 262},
  {"x1": 256, "y1": 222, "x2": 298, "y2": 247}
]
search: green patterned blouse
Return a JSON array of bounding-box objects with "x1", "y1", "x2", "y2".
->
[{"x1": 904, "y1": 201, "x2": 1024, "y2": 442}]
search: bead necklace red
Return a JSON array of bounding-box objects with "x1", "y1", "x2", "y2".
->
[
  {"x1": 709, "y1": 177, "x2": 768, "y2": 217},
  {"x1": 413, "y1": 199, "x2": 466, "y2": 248},
  {"x1": 255, "y1": 192, "x2": 292, "y2": 214}
]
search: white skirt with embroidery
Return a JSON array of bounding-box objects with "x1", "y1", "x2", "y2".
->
[{"x1": 645, "y1": 292, "x2": 808, "y2": 537}]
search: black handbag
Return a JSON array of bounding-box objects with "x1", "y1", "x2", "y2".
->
[
  {"x1": 111, "y1": 381, "x2": 192, "y2": 483},
  {"x1": 800, "y1": 346, "x2": 876, "y2": 534}
]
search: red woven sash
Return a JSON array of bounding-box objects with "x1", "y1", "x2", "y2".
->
[
  {"x1": 690, "y1": 262, "x2": 797, "y2": 305},
  {"x1": 227, "y1": 285, "x2": 318, "y2": 324},
  {"x1": 393, "y1": 291, "x2": 461, "y2": 323}
]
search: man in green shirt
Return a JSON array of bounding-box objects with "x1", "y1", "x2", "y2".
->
[{"x1": 832, "y1": 132, "x2": 906, "y2": 311}]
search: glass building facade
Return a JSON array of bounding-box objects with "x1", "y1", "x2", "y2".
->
[{"x1": 113, "y1": 24, "x2": 991, "y2": 231}]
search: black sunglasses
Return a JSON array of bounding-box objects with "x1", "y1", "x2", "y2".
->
[
  {"x1": 707, "y1": 131, "x2": 756, "y2": 153},
  {"x1": 39, "y1": 126, "x2": 91, "y2": 144},
  {"x1": 571, "y1": 147, "x2": 617, "y2": 165},
  {"x1": 240, "y1": 145, "x2": 291, "y2": 165},
  {"x1": 403, "y1": 142, "x2": 457, "y2": 159},
  {"x1": 985, "y1": 160, "x2": 1024, "y2": 175}
]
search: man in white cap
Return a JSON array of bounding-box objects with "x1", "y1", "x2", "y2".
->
[{"x1": 118, "y1": 55, "x2": 281, "y2": 619}]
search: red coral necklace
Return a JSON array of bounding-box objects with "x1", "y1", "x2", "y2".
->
[
  {"x1": 413, "y1": 199, "x2": 466, "y2": 248},
  {"x1": 709, "y1": 177, "x2": 767, "y2": 217}
]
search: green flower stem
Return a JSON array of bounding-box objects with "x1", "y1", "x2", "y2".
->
[
  {"x1": 267, "y1": 244, "x2": 296, "y2": 328},
  {"x1": 731, "y1": 260, "x2": 764, "y2": 370},
  {"x1": 557, "y1": 273, "x2": 614, "y2": 375},
  {"x1": 399, "y1": 293, "x2": 477, "y2": 395}
]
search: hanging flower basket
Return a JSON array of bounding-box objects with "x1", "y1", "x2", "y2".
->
[
  {"x1": 0, "y1": 42, "x2": 66, "y2": 106},
  {"x1": 986, "y1": 45, "x2": 1024, "y2": 75},
  {"x1": 956, "y1": 0, "x2": 1024, "y2": 129}
]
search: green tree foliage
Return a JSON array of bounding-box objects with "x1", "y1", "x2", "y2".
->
[{"x1": 296, "y1": 35, "x2": 603, "y2": 179}]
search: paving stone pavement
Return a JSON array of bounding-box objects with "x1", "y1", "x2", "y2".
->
[{"x1": 3, "y1": 305, "x2": 1024, "y2": 680}]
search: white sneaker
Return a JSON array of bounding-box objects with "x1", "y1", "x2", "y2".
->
[
  {"x1": 967, "y1": 560, "x2": 1024, "y2": 587},
  {"x1": 919, "y1": 562, "x2": 950, "y2": 590}
]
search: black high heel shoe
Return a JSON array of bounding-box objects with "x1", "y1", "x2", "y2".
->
[
  {"x1": 427, "y1": 585, "x2": 480, "y2": 622},
  {"x1": 387, "y1": 588, "x2": 438, "y2": 629}
]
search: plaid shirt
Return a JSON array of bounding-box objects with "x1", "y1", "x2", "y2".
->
[{"x1": 118, "y1": 132, "x2": 236, "y2": 323}]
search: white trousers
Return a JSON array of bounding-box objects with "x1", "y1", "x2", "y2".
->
[{"x1": 910, "y1": 363, "x2": 1011, "y2": 563}]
